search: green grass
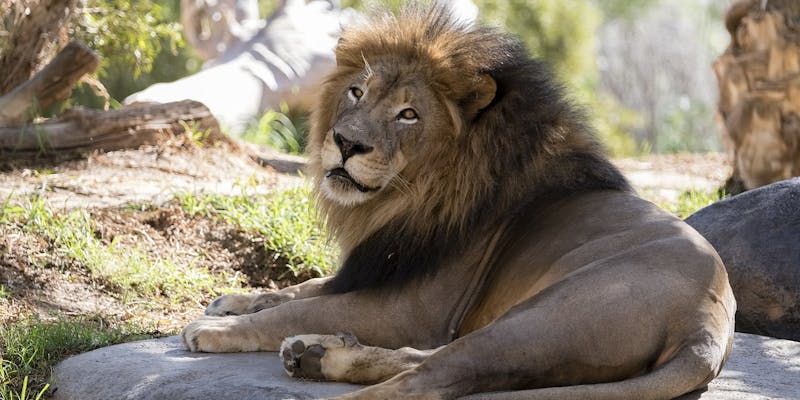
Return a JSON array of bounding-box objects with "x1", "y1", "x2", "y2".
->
[
  {"x1": 0, "y1": 317, "x2": 156, "y2": 400},
  {"x1": 240, "y1": 103, "x2": 309, "y2": 154},
  {"x1": 655, "y1": 189, "x2": 727, "y2": 219},
  {"x1": 178, "y1": 182, "x2": 337, "y2": 278},
  {"x1": 0, "y1": 196, "x2": 240, "y2": 304}
]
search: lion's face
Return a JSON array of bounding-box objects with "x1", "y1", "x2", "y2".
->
[{"x1": 318, "y1": 64, "x2": 457, "y2": 206}]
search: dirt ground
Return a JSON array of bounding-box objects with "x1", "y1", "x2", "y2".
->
[
  {"x1": 0, "y1": 141, "x2": 731, "y2": 332},
  {"x1": 0, "y1": 140, "x2": 309, "y2": 331}
]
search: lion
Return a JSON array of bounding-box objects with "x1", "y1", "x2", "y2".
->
[{"x1": 181, "y1": 4, "x2": 736, "y2": 399}]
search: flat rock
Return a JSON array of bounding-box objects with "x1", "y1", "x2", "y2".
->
[
  {"x1": 686, "y1": 178, "x2": 800, "y2": 341},
  {"x1": 50, "y1": 335, "x2": 361, "y2": 400},
  {"x1": 51, "y1": 333, "x2": 800, "y2": 400}
]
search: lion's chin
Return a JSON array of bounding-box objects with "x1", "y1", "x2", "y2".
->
[{"x1": 320, "y1": 175, "x2": 376, "y2": 207}]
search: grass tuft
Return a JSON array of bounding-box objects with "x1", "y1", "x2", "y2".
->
[
  {"x1": 1, "y1": 317, "x2": 155, "y2": 399},
  {"x1": 656, "y1": 189, "x2": 727, "y2": 219},
  {"x1": 240, "y1": 103, "x2": 309, "y2": 154},
  {"x1": 1, "y1": 196, "x2": 240, "y2": 304},
  {"x1": 178, "y1": 182, "x2": 337, "y2": 278}
]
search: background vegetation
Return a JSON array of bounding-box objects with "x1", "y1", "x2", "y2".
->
[{"x1": 49, "y1": 0, "x2": 730, "y2": 156}]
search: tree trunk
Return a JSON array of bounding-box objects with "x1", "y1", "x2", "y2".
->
[
  {"x1": 180, "y1": 0, "x2": 261, "y2": 61},
  {"x1": 0, "y1": 0, "x2": 80, "y2": 96},
  {"x1": 0, "y1": 41, "x2": 100, "y2": 126},
  {"x1": 714, "y1": 0, "x2": 800, "y2": 193},
  {"x1": 0, "y1": 100, "x2": 227, "y2": 158}
]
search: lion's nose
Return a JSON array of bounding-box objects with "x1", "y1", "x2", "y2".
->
[{"x1": 334, "y1": 131, "x2": 374, "y2": 162}]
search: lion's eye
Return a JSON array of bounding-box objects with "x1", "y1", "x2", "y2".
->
[
  {"x1": 397, "y1": 108, "x2": 418, "y2": 124},
  {"x1": 348, "y1": 87, "x2": 364, "y2": 102}
]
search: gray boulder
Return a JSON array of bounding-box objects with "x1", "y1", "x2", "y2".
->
[
  {"x1": 50, "y1": 335, "x2": 360, "y2": 400},
  {"x1": 686, "y1": 178, "x2": 800, "y2": 341},
  {"x1": 51, "y1": 333, "x2": 800, "y2": 400}
]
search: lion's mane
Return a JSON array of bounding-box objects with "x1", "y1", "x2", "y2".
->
[{"x1": 306, "y1": 5, "x2": 630, "y2": 294}]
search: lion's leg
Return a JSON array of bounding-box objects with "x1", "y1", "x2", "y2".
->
[
  {"x1": 182, "y1": 288, "x2": 453, "y2": 352},
  {"x1": 333, "y1": 337, "x2": 723, "y2": 400},
  {"x1": 279, "y1": 333, "x2": 441, "y2": 384},
  {"x1": 204, "y1": 277, "x2": 331, "y2": 316}
]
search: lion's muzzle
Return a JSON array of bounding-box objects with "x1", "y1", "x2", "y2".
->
[
  {"x1": 334, "y1": 131, "x2": 374, "y2": 162},
  {"x1": 326, "y1": 168, "x2": 380, "y2": 193}
]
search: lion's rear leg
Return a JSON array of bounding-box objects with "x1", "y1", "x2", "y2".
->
[
  {"x1": 280, "y1": 333, "x2": 441, "y2": 384},
  {"x1": 330, "y1": 329, "x2": 726, "y2": 400},
  {"x1": 328, "y1": 277, "x2": 732, "y2": 400}
]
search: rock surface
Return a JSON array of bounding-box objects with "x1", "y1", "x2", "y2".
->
[
  {"x1": 51, "y1": 333, "x2": 799, "y2": 400},
  {"x1": 686, "y1": 178, "x2": 800, "y2": 341},
  {"x1": 50, "y1": 335, "x2": 360, "y2": 400}
]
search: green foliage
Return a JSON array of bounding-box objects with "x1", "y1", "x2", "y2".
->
[
  {"x1": 657, "y1": 98, "x2": 718, "y2": 153},
  {"x1": 70, "y1": 0, "x2": 200, "y2": 105},
  {"x1": 0, "y1": 372, "x2": 49, "y2": 400},
  {"x1": 241, "y1": 103, "x2": 309, "y2": 155},
  {"x1": 595, "y1": 0, "x2": 659, "y2": 21},
  {"x1": 475, "y1": 0, "x2": 640, "y2": 156},
  {"x1": 477, "y1": 0, "x2": 600, "y2": 89},
  {"x1": 74, "y1": 0, "x2": 183, "y2": 77},
  {"x1": 591, "y1": 94, "x2": 642, "y2": 157},
  {"x1": 0, "y1": 317, "x2": 154, "y2": 399},
  {"x1": 178, "y1": 182, "x2": 337, "y2": 278},
  {"x1": 657, "y1": 190, "x2": 727, "y2": 219}
]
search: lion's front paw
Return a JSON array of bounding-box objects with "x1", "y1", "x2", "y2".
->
[
  {"x1": 181, "y1": 316, "x2": 258, "y2": 353},
  {"x1": 280, "y1": 333, "x2": 359, "y2": 380},
  {"x1": 205, "y1": 292, "x2": 290, "y2": 316},
  {"x1": 204, "y1": 294, "x2": 252, "y2": 316}
]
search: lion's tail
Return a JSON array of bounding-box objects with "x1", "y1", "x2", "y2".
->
[{"x1": 459, "y1": 340, "x2": 727, "y2": 400}]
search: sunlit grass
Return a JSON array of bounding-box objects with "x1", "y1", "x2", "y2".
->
[
  {"x1": 240, "y1": 104, "x2": 308, "y2": 155},
  {"x1": 178, "y1": 182, "x2": 337, "y2": 278},
  {"x1": 0, "y1": 196, "x2": 240, "y2": 304},
  {"x1": 654, "y1": 189, "x2": 727, "y2": 219},
  {"x1": 0, "y1": 317, "x2": 155, "y2": 400}
]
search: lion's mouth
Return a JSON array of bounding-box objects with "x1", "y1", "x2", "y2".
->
[{"x1": 325, "y1": 168, "x2": 380, "y2": 193}]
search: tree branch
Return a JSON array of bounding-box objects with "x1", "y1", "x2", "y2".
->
[{"x1": 0, "y1": 41, "x2": 100, "y2": 126}]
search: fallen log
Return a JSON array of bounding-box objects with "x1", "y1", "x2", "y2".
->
[
  {"x1": 0, "y1": 100, "x2": 227, "y2": 158},
  {"x1": 0, "y1": 41, "x2": 101, "y2": 126}
]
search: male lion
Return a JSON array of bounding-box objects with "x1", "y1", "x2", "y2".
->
[{"x1": 182, "y1": 5, "x2": 736, "y2": 399}]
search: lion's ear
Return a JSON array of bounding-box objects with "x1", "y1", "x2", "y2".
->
[{"x1": 465, "y1": 74, "x2": 497, "y2": 119}]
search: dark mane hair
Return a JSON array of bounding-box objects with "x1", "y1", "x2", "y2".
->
[{"x1": 309, "y1": 4, "x2": 630, "y2": 294}]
